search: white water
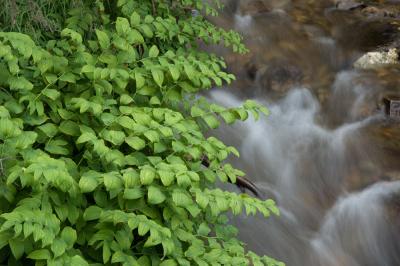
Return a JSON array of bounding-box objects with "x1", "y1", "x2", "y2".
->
[
  {"x1": 311, "y1": 181, "x2": 400, "y2": 266},
  {"x1": 210, "y1": 1, "x2": 400, "y2": 264},
  {"x1": 210, "y1": 78, "x2": 394, "y2": 265}
]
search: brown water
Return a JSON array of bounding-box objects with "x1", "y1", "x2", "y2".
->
[{"x1": 208, "y1": 1, "x2": 400, "y2": 265}]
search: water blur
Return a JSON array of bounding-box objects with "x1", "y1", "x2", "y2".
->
[{"x1": 208, "y1": 1, "x2": 400, "y2": 265}]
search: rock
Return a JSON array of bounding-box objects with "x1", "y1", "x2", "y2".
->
[
  {"x1": 353, "y1": 48, "x2": 399, "y2": 69},
  {"x1": 361, "y1": 6, "x2": 388, "y2": 18},
  {"x1": 334, "y1": 0, "x2": 366, "y2": 11},
  {"x1": 256, "y1": 62, "x2": 303, "y2": 95},
  {"x1": 238, "y1": 0, "x2": 271, "y2": 15},
  {"x1": 238, "y1": 0, "x2": 291, "y2": 15}
]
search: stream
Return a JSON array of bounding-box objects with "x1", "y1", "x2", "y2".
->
[{"x1": 208, "y1": 1, "x2": 400, "y2": 265}]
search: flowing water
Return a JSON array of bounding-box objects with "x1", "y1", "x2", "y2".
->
[{"x1": 208, "y1": 1, "x2": 400, "y2": 265}]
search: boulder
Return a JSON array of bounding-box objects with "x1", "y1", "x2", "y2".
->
[{"x1": 354, "y1": 48, "x2": 399, "y2": 69}]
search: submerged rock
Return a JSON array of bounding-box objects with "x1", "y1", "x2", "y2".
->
[
  {"x1": 354, "y1": 48, "x2": 399, "y2": 69},
  {"x1": 256, "y1": 62, "x2": 304, "y2": 95},
  {"x1": 238, "y1": 0, "x2": 291, "y2": 15},
  {"x1": 238, "y1": 0, "x2": 271, "y2": 15}
]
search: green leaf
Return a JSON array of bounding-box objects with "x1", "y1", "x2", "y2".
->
[
  {"x1": 38, "y1": 123, "x2": 58, "y2": 137},
  {"x1": 184, "y1": 64, "x2": 195, "y2": 79},
  {"x1": 123, "y1": 188, "x2": 144, "y2": 200},
  {"x1": 118, "y1": 116, "x2": 135, "y2": 129},
  {"x1": 176, "y1": 173, "x2": 191, "y2": 187},
  {"x1": 77, "y1": 132, "x2": 96, "y2": 144},
  {"x1": 126, "y1": 29, "x2": 144, "y2": 44},
  {"x1": 61, "y1": 226, "x2": 77, "y2": 248},
  {"x1": 60, "y1": 72, "x2": 76, "y2": 83},
  {"x1": 9, "y1": 238, "x2": 24, "y2": 259},
  {"x1": 130, "y1": 12, "x2": 141, "y2": 26},
  {"x1": 144, "y1": 130, "x2": 159, "y2": 143},
  {"x1": 149, "y1": 45, "x2": 159, "y2": 57},
  {"x1": 147, "y1": 186, "x2": 166, "y2": 204},
  {"x1": 172, "y1": 190, "x2": 192, "y2": 207},
  {"x1": 134, "y1": 71, "x2": 145, "y2": 89},
  {"x1": 103, "y1": 241, "x2": 111, "y2": 263},
  {"x1": 45, "y1": 139, "x2": 69, "y2": 155},
  {"x1": 140, "y1": 167, "x2": 155, "y2": 185},
  {"x1": 111, "y1": 251, "x2": 126, "y2": 263},
  {"x1": 104, "y1": 172, "x2": 123, "y2": 191},
  {"x1": 27, "y1": 249, "x2": 51, "y2": 260},
  {"x1": 51, "y1": 238, "x2": 67, "y2": 258},
  {"x1": 137, "y1": 86, "x2": 157, "y2": 96},
  {"x1": 120, "y1": 94, "x2": 134, "y2": 105},
  {"x1": 83, "y1": 206, "x2": 103, "y2": 221},
  {"x1": 197, "y1": 223, "x2": 211, "y2": 236},
  {"x1": 151, "y1": 68, "x2": 164, "y2": 87},
  {"x1": 220, "y1": 111, "x2": 237, "y2": 124},
  {"x1": 126, "y1": 136, "x2": 146, "y2": 150},
  {"x1": 203, "y1": 114, "x2": 220, "y2": 129},
  {"x1": 14, "y1": 131, "x2": 37, "y2": 149},
  {"x1": 158, "y1": 170, "x2": 175, "y2": 186},
  {"x1": 81, "y1": 64, "x2": 95, "y2": 73},
  {"x1": 196, "y1": 191, "x2": 209, "y2": 209},
  {"x1": 59, "y1": 120, "x2": 80, "y2": 136},
  {"x1": 101, "y1": 130, "x2": 125, "y2": 146},
  {"x1": 71, "y1": 255, "x2": 89, "y2": 266},
  {"x1": 191, "y1": 106, "x2": 205, "y2": 117},
  {"x1": 160, "y1": 259, "x2": 178, "y2": 266},
  {"x1": 137, "y1": 256, "x2": 151, "y2": 266},
  {"x1": 259, "y1": 106, "x2": 270, "y2": 116},
  {"x1": 235, "y1": 108, "x2": 249, "y2": 121},
  {"x1": 116, "y1": 17, "x2": 131, "y2": 35},
  {"x1": 9, "y1": 77, "x2": 34, "y2": 91},
  {"x1": 43, "y1": 88, "x2": 60, "y2": 100},
  {"x1": 95, "y1": 29, "x2": 110, "y2": 50},
  {"x1": 150, "y1": 96, "x2": 161, "y2": 105},
  {"x1": 140, "y1": 24, "x2": 154, "y2": 38},
  {"x1": 79, "y1": 174, "x2": 99, "y2": 193},
  {"x1": 168, "y1": 65, "x2": 180, "y2": 81}
]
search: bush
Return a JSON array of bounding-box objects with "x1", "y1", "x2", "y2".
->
[{"x1": 0, "y1": 0, "x2": 283, "y2": 265}]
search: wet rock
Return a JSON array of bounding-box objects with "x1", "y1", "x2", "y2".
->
[
  {"x1": 256, "y1": 62, "x2": 303, "y2": 95},
  {"x1": 354, "y1": 48, "x2": 399, "y2": 69},
  {"x1": 238, "y1": 0, "x2": 271, "y2": 15},
  {"x1": 383, "y1": 171, "x2": 400, "y2": 181},
  {"x1": 238, "y1": 0, "x2": 291, "y2": 15},
  {"x1": 334, "y1": 0, "x2": 366, "y2": 11},
  {"x1": 362, "y1": 6, "x2": 392, "y2": 18}
]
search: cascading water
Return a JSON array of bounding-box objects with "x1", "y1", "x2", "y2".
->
[
  {"x1": 210, "y1": 84, "x2": 384, "y2": 265},
  {"x1": 311, "y1": 182, "x2": 400, "y2": 266},
  {"x1": 208, "y1": 1, "x2": 400, "y2": 265}
]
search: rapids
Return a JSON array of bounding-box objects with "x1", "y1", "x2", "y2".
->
[{"x1": 208, "y1": 1, "x2": 400, "y2": 265}]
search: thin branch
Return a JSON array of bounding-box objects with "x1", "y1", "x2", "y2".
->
[
  {"x1": 201, "y1": 155, "x2": 261, "y2": 198},
  {"x1": 151, "y1": 0, "x2": 157, "y2": 16}
]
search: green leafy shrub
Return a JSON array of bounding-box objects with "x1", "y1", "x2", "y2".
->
[{"x1": 0, "y1": 0, "x2": 284, "y2": 265}]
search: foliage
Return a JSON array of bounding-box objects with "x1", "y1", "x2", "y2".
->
[{"x1": 0, "y1": 0, "x2": 283, "y2": 265}]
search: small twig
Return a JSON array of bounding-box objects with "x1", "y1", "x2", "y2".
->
[
  {"x1": 9, "y1": 0, "x2": 19, "y2": 27},
  {"x1": 151, "y1": 0, "x2": 157, "y2": 16},
  {"x1": 201, "y1": 155, "x2": 261, "y2": 198}
]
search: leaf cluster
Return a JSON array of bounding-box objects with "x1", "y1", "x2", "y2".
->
[{"x1": 0, "y1": 1, "x2": 283, "y2": 265}]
